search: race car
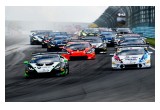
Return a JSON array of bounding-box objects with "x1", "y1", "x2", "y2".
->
[
  {"x1": 61, "y1": 41, "x2": 96, "y2": 60},
  {"x1": 120, "y1": 34, "x2": 146, "y2": 40},
  {"x1": 110, "y1": 46, "x2": 152, "y2": 69},
  {"x1": 30, "y1": 30, "x2": 52, "y2": 45},
  {"x1": 23, "y1": 52, "x2": 69, "y2": 78},
  {"x1": 116, "y1": 28, "x2": 133, "y2": 36},
  {"x1": 47, "y1": 35, "x2": 69, "y2": 52},
  {"x1": 99, "y1": 31, "x2": 116, "y2": 46},
  {"x1": 79, "y1": 28, "x2": 100, "y2": 38},
  {"x1": 81, "y1": 37, "x2": 107, "y2": 53},
  {"x1": 41, "y1": 32, "x2": 69, "y2": 48},
  {"x1": 114, "y1": 28, "x2": 133, "y2": 45},
  {"x1": 117, "y1": 38, "x2": 149, "y2": 46}
]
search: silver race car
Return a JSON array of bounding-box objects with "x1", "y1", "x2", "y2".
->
[{"x1": 81, "y1": 37, "x2": 107, "y2": 53}]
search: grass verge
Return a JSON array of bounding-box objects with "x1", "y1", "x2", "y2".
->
[{"x1": 146, "y1": 38, "x2": 155, "y2": 47}]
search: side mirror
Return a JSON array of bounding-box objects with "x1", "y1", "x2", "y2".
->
[
  {"x1": 23, "y1": 61, "x2": 29, "y2": 64},
  {"x1": 109, "y1": 53, "x2": 114, "y2": 56},
  {"x1": 146, "y1": 42, "x2": 150, "y2": 45}
]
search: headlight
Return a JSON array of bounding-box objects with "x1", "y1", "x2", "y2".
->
[
  {"x1": 86, "y1": 48, "x2": 95, "y2": 54},
  {"x1": 32, "y1": 37, "x2": 37, "y2": 40},
  {"x1": 98, "y1": 44, "x2": 105, "y2": 48},
  {"x1": 28, "y1": 66, "x2": 34, "y2": 71},
  {"x1": 55, "y1": 63, "x2": 61, "y2": 70},
  {"x1": 51, "y1": 44, "x2": 55, "y2": 47}
]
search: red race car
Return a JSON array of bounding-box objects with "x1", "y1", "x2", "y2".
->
[{"x1": 61, "y1": 41, "x2": 96, "y2": 60}]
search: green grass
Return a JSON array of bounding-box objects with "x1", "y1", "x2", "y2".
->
[{"x1": 146, "y1": 38, "x2": 155, "y2": 47}]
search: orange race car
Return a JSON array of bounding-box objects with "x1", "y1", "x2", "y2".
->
[{"x1": 61, "y1": 41, "x2": 96, "y2": 60}]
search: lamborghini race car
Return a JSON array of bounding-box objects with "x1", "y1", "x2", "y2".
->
[
  {"x1": 81, "y1": 37, "x2": 107, "y2": 53},
  {"x1": 114, "y1": 28, "x2": 133, "y2": 45},
  {"x1": 61, "y1": 41, "x2": 96, "y2": 60},
  {"x1": 116, "y1": 28, "x2": 133, "y2": 36},
  {"x1": 99, "y1": 31, "x2": 116, "y2": 46},
  {"x1": 110, "y1": 47, "x2": 152, "y2": 69},
  {"x1": 41, "y1": 32, "x2": 69, "y2": 48},
  {"x1": 30, "y1": 30, "x2": 52, "y2": 45},
  {"x1": 47, "y1": 36, "x2": 69, "y2": 52},
  {"x1": 118, "y1": 34, "x2": 146, "y2": 42},
  {"x1": 23, "y1": 52, "x2": 69, "y2": 78},
  {"x1": 79, "y1": 28, "x2": 100, "y2": 38}
]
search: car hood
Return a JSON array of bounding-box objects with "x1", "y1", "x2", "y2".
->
[
  {"x1": 30, "y1": 62, "x2": 60, "y2": 73},
  {"x1": 90, "y1": 43, "x2": 102, "y2": 48},
  {"x1": 118, "y1": 55, "x2": 144, "y2": 64},
  {"x1": 66, "y1": 48, "x2": 90, "y2": 52},
  {"x1": 34, "y1": 35, "x2": 43, "y2": 42},
  {"x1": 53, "y1": 40, "x2": 67, "y2": 44}
]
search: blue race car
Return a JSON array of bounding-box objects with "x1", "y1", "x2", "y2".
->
[
  {"x1": 47, "y1": 35, "x2": 70, "y2": 52},
  {"x1": 100, "y1": 31, "x2": 116, "y2": 46}
]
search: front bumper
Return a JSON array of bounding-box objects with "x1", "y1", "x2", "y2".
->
[
  {"x1": 47, "y1": 44, "x2": 65, "y2": 50},
  {"x1": 62, "y1": 53, "x2": 96, "y2": 60},
  {"x1": 42, "y1": 42, "x2": 48, "y2": 47},
  {"x1": 31, "y1": 39, "x2": 42, "y2": 44},
  {"x1": 95, "y1": 47, "x2": 107, "y2": 53},
  {"x1": 112, "y1": 62, "x2": 151, "y2": 69},
  {"x1": 25, "y1": 68, "x2": 66, "y2": 77}
]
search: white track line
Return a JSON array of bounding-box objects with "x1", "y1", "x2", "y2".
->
[{"x1": 149, "y1": 46, "x2": 155, "y2": 51}]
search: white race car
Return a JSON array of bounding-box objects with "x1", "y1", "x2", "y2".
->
[
  {"x1": 110, "y1": 47, "x2": 152, "y2": 69},
  {"x1": 23, "y1": 52, "x2": 69, "y2": 78}
]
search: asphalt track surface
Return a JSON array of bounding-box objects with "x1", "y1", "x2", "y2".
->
[{"x1": 5, "y1": 41, "x2": 155, "y2": 102}]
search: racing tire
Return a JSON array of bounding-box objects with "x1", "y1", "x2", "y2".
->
[
  {"x1": 25, "y1": 73, "x2": 37, "y2": 79},
  {"x1": 30, "y1": 42, "x2": 34, "y2": 45},
  {"x1": 61, "y1": 67, "x2": 69, "y2": 76}
]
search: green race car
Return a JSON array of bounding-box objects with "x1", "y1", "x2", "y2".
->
[{"x1": 23, "y1": 52, "x2": 69, "y2": 78}]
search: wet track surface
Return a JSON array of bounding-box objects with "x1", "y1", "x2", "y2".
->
[{"x1": 5, "y1": 44, "x2": 155, "y2": 102}]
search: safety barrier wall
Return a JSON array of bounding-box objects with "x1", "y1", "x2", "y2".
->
[{"x1": 132, "y1": 26, "x2": 155, "y2": 38}]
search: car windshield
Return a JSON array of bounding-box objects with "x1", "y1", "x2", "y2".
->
[
  {"x1": 37, "y1": 35, "x2": 44, "y2": 39},
  {"x1": 117, "y1": 49, "x2": 145, "y2": 55},
  {"x1": 67, "y1": 43, "x2": 90, "y2": 49},
  {"x1": 30, "y1": 55, "x2": 60, "y2": 63},
  {"x1": 82, "y1": 38, "x2": 102, "y2": 43}
]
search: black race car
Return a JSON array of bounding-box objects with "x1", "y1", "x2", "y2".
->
[
  {"x1": 30, "y1": 30, "x2": 52, "y2": 45},
  {"x1": 82, "y1": 37, "x2": 107, "y2": 53}
]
